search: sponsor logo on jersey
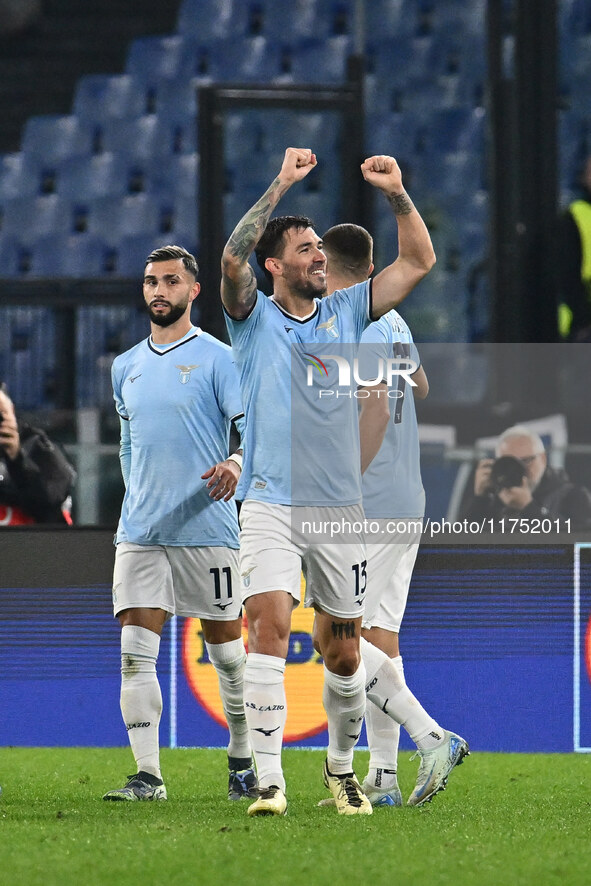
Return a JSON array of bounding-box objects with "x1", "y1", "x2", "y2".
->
[
  {"x1": 175, "y1": 364, "x2": 200, "y2": 384},
  {"x1": 317, "y1": 314, "x2": 339, "y2": 338}
]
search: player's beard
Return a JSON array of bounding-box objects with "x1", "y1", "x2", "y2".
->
[
  {"x1": 147, "y1": 301, "x2": 188, "y2": 327},
  {"x1": 294, "y1": 280, "x2": 326, "y2": 300},
  {"x1": 282, "y1": 263, "x2": 326, "y2": 300}
]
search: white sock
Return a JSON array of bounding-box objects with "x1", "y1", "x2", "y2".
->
[
  {"x1": 243, "y1": 653, "x2": 287, "y2": 792},
  {"x1": 365, "y1": 655, "x2": 404, "y2": 783},
  {"x1": 205, "y1": 638, "x2": 251, "y2": 762},
  {"x1": 323, "y1": 662, "x2": 366, "y2": 776},
  {"x1": 361, "y1": 637, "x2": 443, "y2": 747},
  {"x1": 120, "y1": 624, "x2": 162, "y2": 779}
]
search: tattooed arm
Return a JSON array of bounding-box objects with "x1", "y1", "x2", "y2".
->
[
  {"x1": 361, "y1": 155, "x2": 436, "y2": 319},
  {"x1": 221, "y1": 147, "x2": 318, "y2": 319}
]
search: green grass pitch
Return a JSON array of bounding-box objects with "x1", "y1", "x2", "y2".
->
[{"x1": 0, "y1": 747, "x2": 590, "y2": 886}]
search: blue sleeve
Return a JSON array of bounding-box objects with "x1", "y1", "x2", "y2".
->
[
  {"x1": 326, "y1": 280, "x2": 372, "y2": 341},
  {"x1": 234, "y1": 414, "x2": 246, "y2": 441},
  {"x1": 358, "y1": 319, "x2": 390, "y2": 381},
  {"x1": 223, "y1": 290, "x2": 265, "y2": 351},
  {"x1": 119, "y1": 416, "x2": 131, "y2": 487},
  {"x1": 111, "y1": 356, "x2": 128, "y2": 419},
  {"x1": 213, "y1": 346, "x2": 244, "y2": 423},
  {"x1": 396, "y1": 319, "x2": 420, "y2": 371}
]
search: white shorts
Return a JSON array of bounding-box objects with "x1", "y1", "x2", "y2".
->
[
  {"x1": 362, "y1": 536, "x2": 420, "y2": 633},
  {"x1": 238, "y1": 500, "x2": 367, "y2": 619},
  {"x1": 112, "y1": 543, "x2": 241, "y2": 621}
]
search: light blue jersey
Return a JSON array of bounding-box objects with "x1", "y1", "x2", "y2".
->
[
  {"x1": 359, "y1": 311, "x2": 425, "y2": 519},
  {"x1": 112, "y1": 326, "x2": 244, "y2": 547},
  {"x1": 225, "y1": 282, "x2": 372, "y2": 506}
]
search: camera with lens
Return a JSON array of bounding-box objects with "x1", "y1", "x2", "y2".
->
[{"x1": 489, "y1": 455, "x2": 528, "y2": 493}]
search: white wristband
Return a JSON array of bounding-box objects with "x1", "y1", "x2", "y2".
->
[{"x1": 227, "y1": 452, "x2": 243, "y2": 470}]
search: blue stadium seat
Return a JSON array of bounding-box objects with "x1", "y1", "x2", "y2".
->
[
  {"x1": 0, "y1": 152, "x2": 44, "y2": 200},
  {"x1": 146, "y1": 151, "x2": 199, "y2": 200},
  {"x1": 570, "y1": 34, "x2": 591, "y2": 90},
  {"x1": 114, "y1": 233, "x2": 168, "y2": 277},
  {"x1": 420, "y1": 150, "x2": 484, "y2": 199},
  {"x1": 21, "y1": 115, "x2": 94, "y2": 166},
  {"x1": 422, "y1": 107, "x2": 485, "y2": 155},
  {"x1": 428, "y1": 0, "x2": 486, "y2": 41},
  {"x1": 125, "y1": 34, "x2": 187, "y2": 82},
  {"x1": 0, "y1": 306, "x2": 56, "y2": 408},
  {"x1": 398, "y1": 276, "x2": 471, "y2": 343},
  {"x1": 365, "y1": 36, "x2": 448, "y2": 115},
  {"x1": 154, "y1": 75, "x2": 206, "y2": 126},
  {"x1": 562, "y1": 0, "x2": 591, "y2": 36},
  {"x1": 279, "y1": 190, "x2": 336, "y2": 237},
  {"x1": 168, "y1": 194, "x2": 198, "y2": 243},
  {"x1": 368, "y1": 35, "x2": 442, "y2": 86},
  {"x1": 446, "y1": 189, "x2": 489, "y2": 255},
  {"x1": 56, "y1": 153, "x2": 131, "y2": 201},
  {"x1": 73, "y1": 74, "x2": 147, "y2": 122},
  {"x1": 26, "y1": 233, "x2": 116, "y2": 278},
  {"x1": 100, "y1": 115, "x2": 179, "y2": 162},
  {"x1": 206, "y1": 35, "x2": 286, "y2": 82},
  {"x1": 176, "y1": 0, "x2": 252, "y2": 40},
  {"x1": 287, "y1": 36, "x2": 352, "y2": 83},
  {"x1": 76, "y1": 306, "x2": 147, "y2": 407},
  {"x1": 365, "y1": 0, "x2": 417, "y2": 40},
  {"x1": 261, "y1": 110, "x2": 340, "y2": 157},
  {"x1": 0, "y1": 234, "x2": 25, "y2": 278},
  {"x1": 85, "y1": 194, "x2": 162, "y2": 245},
  {"x1": 224, "y1": 111, "x2": 264, "y2": 166},
  {"x1": 126, "y1": 36, "x2": 212, "y2": 116},
  {"x1": 162, "y1": 225, "x2": 198, "y2": 257},
  {"x1": 368, "y1": 32, "x2": 486, "y2": 115},
  {"x1": 366, "y1": 111, "x2": 423, "y2": 163},
  {"x1": 1, "y1": 194, "x2": 72, "y2": 243},
  {"x1": 260, "y1": 0, "x2": 354, "y2": 41}
]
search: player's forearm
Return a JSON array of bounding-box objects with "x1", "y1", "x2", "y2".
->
[
  {"x1": 411, "y1": 365, "x2": 429, "y2": 399},
  {"x1": 370, "y1": 192, "x2": 436, "y2": 317},
  {"x1": 388, "y1": 191, "x2": 436, "y2": 275},
  {"x1": 359, "y1": 394, "x2": 390, "y2": 473},
  {"x1": 223, "y1": 177, "x2": 287, "y2": 267},
  {"x1": 360, "y1": 419, "x2": 389, "y2": 473},
  {"x1": 221, "y1": 176, "x2": 291, "y2": 315}
]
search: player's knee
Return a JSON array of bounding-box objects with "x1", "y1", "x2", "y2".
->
[
  {"x1": 322, "y1": 645, "x2": 361, "y2": 676},
  {"x1": 121, "y1": 624, "x2": 160, "y2": 677},
  {"x1": 247, "y1": 614, "x2": 290, "y2": 657}
]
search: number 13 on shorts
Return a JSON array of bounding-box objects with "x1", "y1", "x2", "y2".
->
[{"x1": 352, "y1": 559, "x2": 367, "y2": 605}]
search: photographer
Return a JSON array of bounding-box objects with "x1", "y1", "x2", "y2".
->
[
  {"x1": 463, "y1": 425, "x2": 591, "y2": 530},
  {"x1": 0, "y1": 385, "x2": 76, "y2": 525}
]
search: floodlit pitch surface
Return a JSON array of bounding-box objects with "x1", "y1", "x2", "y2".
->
[{"x1": 0, "y1": 747, "x2": 589, "y2": 886}]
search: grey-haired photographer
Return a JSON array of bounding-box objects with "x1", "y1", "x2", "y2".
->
[{"x1": 462, "y1": 424, "x2": 591, "y2": 531}]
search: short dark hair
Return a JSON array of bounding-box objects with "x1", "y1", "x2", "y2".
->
[
  {"x1": 145, "y1": 244, "x2": 199, "y2": 279},
  {"x1": 255, "y1": 215, "x2": 315, "y2": 283},
  {"x1": 322, "y1": 224, "x2": 373, "y2": 280}
]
